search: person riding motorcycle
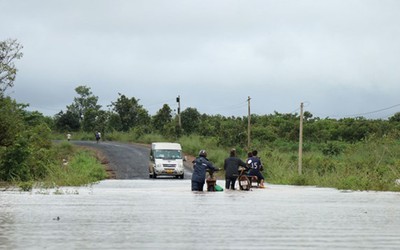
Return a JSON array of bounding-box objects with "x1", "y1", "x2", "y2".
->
[{"x1": 247, "y1": 150, "x2": 265, "y2": 188}]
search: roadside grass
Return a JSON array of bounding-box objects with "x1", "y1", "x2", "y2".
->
[
  {"x1": 263, "y1": 137, "x2": 400, "y2": 192},
  {"x1": 44, "y1": 149, "x2": 107, "y2": 187},
  {"x1": 15, "y1": 141, "x2": 108, "y2": 190}
]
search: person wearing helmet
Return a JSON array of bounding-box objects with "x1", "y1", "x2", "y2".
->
[{"x1": 191, "y1": 149, "x2": 218, "y2": 191}]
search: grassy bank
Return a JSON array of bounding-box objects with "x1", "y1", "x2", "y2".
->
[
  {"x1": 44, "y1": 142, "x2": 108, "y2": 186},
  {"x1": 14, "y1": 142, "x2": 108, "y2": 191}
]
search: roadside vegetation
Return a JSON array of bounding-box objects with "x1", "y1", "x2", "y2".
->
[
  {"x1": 60, "y1": 131, "x2": 400, "y2": 192},
  {"x1": 1, "y1": 39, "x2": 400, "y2": 192},
  {"x1": 41, "y1": 142, "x2": 107, "y2": 188}
]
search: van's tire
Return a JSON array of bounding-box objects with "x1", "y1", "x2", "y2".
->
[
  {"x1": 180, "y1": 174, "x2": 184, "y2": 179},
  {"x1": 153, "y1": 173, "x2": 157, "y2": 179}
]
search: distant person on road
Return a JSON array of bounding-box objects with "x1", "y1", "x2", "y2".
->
[
  {"x1": 191, "y1": 150, "x2": 218, "y2": 191},
  {"x1": 95, "y1": 131, "x2": 101, "y2": 143},
  {"x1": 224, "y1": 148, "x2": 247, "y2": 190},
  {"x1": 247, "y1": 150, "x2": 265, "y2": 188},
  {"x1": 67, "y1": 133, "x2": 71, "y2": 141}
]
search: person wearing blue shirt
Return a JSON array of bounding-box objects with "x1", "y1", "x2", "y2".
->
[
  {"x1": 246, "y1": 150, "x2": 265, "y2": 188},
  {"x1": 191, "y1": 150, "x2": 218, "y2": 191}
]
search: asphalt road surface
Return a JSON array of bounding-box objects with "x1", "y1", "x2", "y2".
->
[{"x1": 72, "y1": 141, "x2": 193, "y2": 179}]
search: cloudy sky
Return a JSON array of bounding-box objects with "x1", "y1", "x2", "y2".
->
[{"x1": 1, "y1": 0, "x2": 400, "y2": 119}]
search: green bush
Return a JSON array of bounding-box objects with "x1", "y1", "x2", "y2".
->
[
  {"x1": 321, "y1": 141, "x2": 345, "y2": 156},
  {"x1": 0, "y1": 135, "x2": 31, "y2": 181}
]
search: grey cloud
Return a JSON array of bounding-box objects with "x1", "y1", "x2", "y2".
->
[{"x1": 1, "y1": 0, "x2": 400, "y2": 119}]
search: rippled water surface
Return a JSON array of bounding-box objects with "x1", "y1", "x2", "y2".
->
[{"x1": 1, "y1": 180, "x2": 400, "y2": 249}]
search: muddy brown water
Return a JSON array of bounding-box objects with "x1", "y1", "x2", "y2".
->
[{"x1": 1, "y1": 180, "x2": 399, "y2": 249}]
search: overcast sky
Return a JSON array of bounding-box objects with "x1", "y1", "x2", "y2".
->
[{"x1": 1, "y1": 0, "x2": 400, "y2": 119}]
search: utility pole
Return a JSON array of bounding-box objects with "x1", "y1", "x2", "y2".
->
[
  {"x1": 176, "y1": 95, "x2": 181, "y2": 128},
  {"x1": 247, "y1": 96, "x2": 251, "y2": 150},
  {"x1": 298, "y1": 102, "x2": 304, "y2": 175}
]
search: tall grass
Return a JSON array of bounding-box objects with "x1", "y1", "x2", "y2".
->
[
  {"x1": 263, "y1": 137, "x2": 400, "y2": 191},
  {"x1": 36, "y1": 142, "x2": 107, "y2": 188},
  {"x1": 45, "y1": 152, "x2": 107, "y2": 187}
]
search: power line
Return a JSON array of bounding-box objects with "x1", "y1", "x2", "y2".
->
[
  {"x1": 307, "y1": 103, "x2": 400, "y2": 119},
  {"x1": 342, "y1": 103, "x2": 400, "y2": 117}
]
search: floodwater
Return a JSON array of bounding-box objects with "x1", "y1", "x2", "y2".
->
[{"x1": 1, "y1": 180, "x2": 400, "y2": 250}]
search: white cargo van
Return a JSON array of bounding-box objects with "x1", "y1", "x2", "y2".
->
[{"x1": 149, "y1": 142, "x2": 185, "y2": 179}]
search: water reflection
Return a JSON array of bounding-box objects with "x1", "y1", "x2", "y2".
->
[{"x1": 1, "y1": 180, "x2": 399, "y2": 249}]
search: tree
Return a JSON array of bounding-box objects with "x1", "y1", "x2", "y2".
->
[
  {"x1": 217, "y1": 117, "x2": 246, "y2": 147},
  {"x1": 94, "y1": 110, "x2": 109, "y2": 135},
  {"x1": 67, "y1": 86, "x2": 101, "y2": 132},
  {"x1": 0, "y1": 40, "x2": 55, "y2": 183},
  {"x1": 197, "y1": 114, "x2": 221, "y2": 137},
  {"x1": 0, "y1": 39, "x2": 23, "y2": 94},
  {"x1": 110, "y1": 93, "x2": 150, "y2": 131},
  {"x1": 107, "y1": 112, "x2": 123, "y2": 131},
  {"x1": 0, "y1": 96, "x2": 24, "y2": 147},
  {"x1": 181, "y1": 107, "x2": 201, "y2": 134},
  {"x1": 389, "y1": 112, "x2": 400, "y2": 123},
  {"x1": 54, "y1": 110, "x2": 81, "y2": 132},
  {"x1": 152, "y1": 104, "x2": 172, "y2": 133},
  {"x1": 137, "y1": 108, "x2": 151, "y2": 131},
  {"x1": 303, "y1": 111, "x2": 313, "y2": 121},
  {"x1": 0, "y1": 97, "x2": 54, "y2": 182}
]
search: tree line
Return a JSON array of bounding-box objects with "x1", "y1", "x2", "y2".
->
[{"x1": 50, "y1": 84, "x2": 400, "y2": 147}]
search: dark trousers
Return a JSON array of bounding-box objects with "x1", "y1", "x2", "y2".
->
[
  {"x1": 225, "y1": 176, "x2": 237, "y2": 190},
  {"x1": 191, "y1": 180, "x2": 204, "y2": 191}
]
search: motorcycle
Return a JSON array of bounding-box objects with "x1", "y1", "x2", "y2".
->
[
  {"x1": 206, "y1": 169, "x2": 223, "y2": 191},
  {"x1": 237, "y1": 167, "x2": 259, "y2": 190}
]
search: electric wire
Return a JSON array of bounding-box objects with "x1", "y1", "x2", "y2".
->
[
  {"x1": 341, "y1": 103, "x2": 400, "y2": 118},
  {"x1": 305, "y1": 103, "x2": 400, "y2": 119}
]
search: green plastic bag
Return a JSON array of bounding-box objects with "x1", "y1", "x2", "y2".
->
[{"x1": 214, "y1": 184, "x2": 224, "y2": 192}]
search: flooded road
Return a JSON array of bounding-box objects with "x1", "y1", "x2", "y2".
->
[{"x1": 1, "y1": 180, "x2": 400, "y2": 249}]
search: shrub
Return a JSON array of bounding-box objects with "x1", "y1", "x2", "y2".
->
[
  {"x1": 0, "y1": 135, "x2": 31, "y2": 181},
  {"x1": 321, "y1": 141, "x2": 345, "y2": 156}
]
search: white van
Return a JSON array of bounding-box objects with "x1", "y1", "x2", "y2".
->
[{"x1": 149, "y1": 142, "x2": 185, "y2": 179}]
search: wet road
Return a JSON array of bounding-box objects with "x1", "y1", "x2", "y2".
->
[
  {"x1": 71, "y1": 141, "x2": 193, "y2": 179},
  {"x1": 1, "y1": 180, "x2": 400, "y2": 249},
  {"x1": 72, "y1": 141, "x2": 152, "y2": 179}
]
